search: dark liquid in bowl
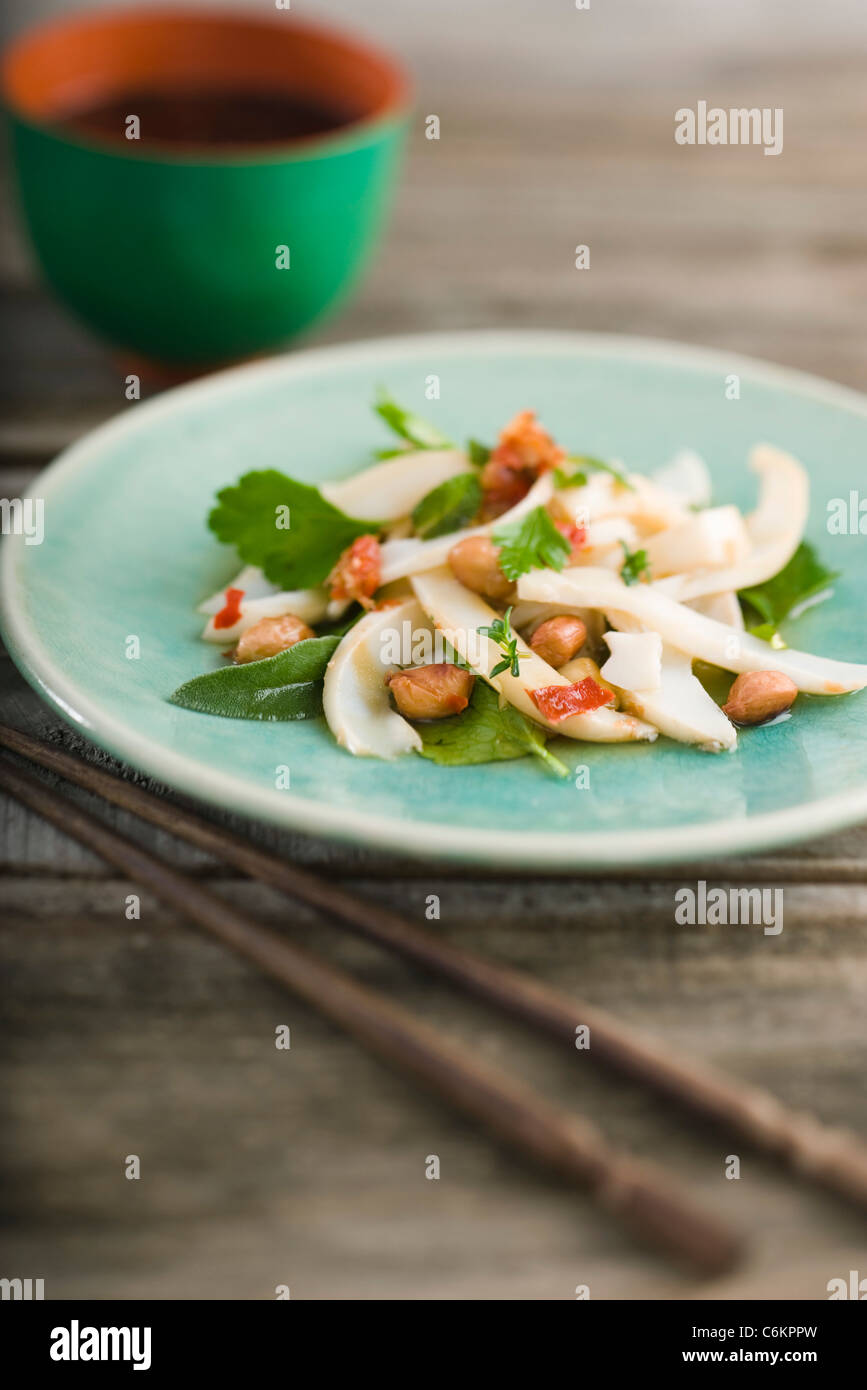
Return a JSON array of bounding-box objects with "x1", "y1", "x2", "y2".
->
[{"x1": 57, "y1": 89, "x2": 360, "y2": 147}]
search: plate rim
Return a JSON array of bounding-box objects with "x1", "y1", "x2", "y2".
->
[{"x1": 3, "y1": 326, "x2": 867, "y2": 870}]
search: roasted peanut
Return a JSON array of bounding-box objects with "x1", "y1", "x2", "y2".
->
[
  {"x1": 447, "y1": 535, "x2": 514, "y2": 601},
  {"x1": 530, "y1": 615, "x2": 587, "y2": 668},
  {"x1": 722, "y1": 670, "x2": 798, "y2": 726},
  {"x1": 235, "y1": 614, "x2": 315, "y2": 663},
  {"x1": 386, "y1": 663, "x2": 475, "y2": 720}
]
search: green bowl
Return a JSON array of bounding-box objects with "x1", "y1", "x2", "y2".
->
[{"x1": 2, "y1": 7, "x2": 410, "y2": 370}]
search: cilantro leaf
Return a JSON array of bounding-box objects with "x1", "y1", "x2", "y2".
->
[
  {"x1": 739, "y1": 542, "x2": 839, "y2": 636},
  {"x1": 411, "y1": 472, "x2": 482, "y2": 539},
  {"x1": 415, "y1": 680, "x2": 568, "y2": 776},
  {"x1": 619, "y1": 540, "x2": 651, "y2": 586},
  {"x1": 169, "y1": 636, "x2": 339, "y2": 721},
  {"x1": 208, "y1": 470, "x2": 379, "y2": 590},
  {"x1": 478, "y1": 606, "x2": 523, "y2": 678},
  {"x1": 374, "y1": 392, "x2": 453, "y2": 450},
  {"x1": 493, "y1": 506, "x2": 571, "y2": 581}
]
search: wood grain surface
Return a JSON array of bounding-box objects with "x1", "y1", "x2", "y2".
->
[{"x1": 1, "y1": 1, "x2": 866, "y2": 1299}]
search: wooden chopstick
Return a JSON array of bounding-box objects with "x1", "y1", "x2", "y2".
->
[
  {"x1": 3, "y1": 722, "x2": 867, "y2": 1215},
  {"x1": 0, "y1": 747, "x2": 741, "y2": 1275}
]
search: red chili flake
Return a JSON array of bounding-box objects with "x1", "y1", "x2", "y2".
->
[
  {"x1": 555, "y1": 520, "x2": 587, "y2": 558},
  {"x1": 495, "y1": 410, "x2": 566, "y2": 475},
  {"x1": 328, "y1": 534, "x2": 382, "y2": 607},
  {"x1": 479, "y1": 410, "x2": 567, "y2": 520},
  {"x1": 213, "y1": 587, "x2": 245, "y2": 630},
  {"x1": 374, "y1": 596, "x2": 404, "y2": 612},
  {"x1": 530, "y1": 677, "x2": 613, "y2": 722}
]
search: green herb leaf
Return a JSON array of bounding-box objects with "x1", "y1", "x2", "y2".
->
[
  {"x1": 415, "y1": 680, "x2": 568, "y2": 777},
  {"x1": 567, "y1": 454, "x2": 635, "y2": 491},
  {"x1": 411, "y1": 472, "x2": 482, "y2": 539},
  {"x1": 467, "y1": 438, "x2": 492, "y2": 466},
  {"x1": 478, "y1": 606, "x2": 523, "y2": 679},
  {"x1": 739, "y1": 542, "x2": 839, "y2": 637},
  {"x1": 493, "y1": 506, "x2": 571, "y2": 581},
  {"x1": 168, "y1": 636, "x2": 339, "y2": 721},
  {"x1": 619, "y1": 540, "x2": 651, "y2": 586},
  {"x1": 374, "y1": 392, "x2": 453, "y2": 450},
  {"x1": 208, "y1": 471, "x2": 379, "y2": 590}
]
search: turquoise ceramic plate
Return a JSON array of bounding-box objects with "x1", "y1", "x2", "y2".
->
[{"x1": 2, "y1": 331, "x2": 866, "y2": 869}]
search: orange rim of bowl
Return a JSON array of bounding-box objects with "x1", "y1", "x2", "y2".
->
[{"x1": 1, "y1": 4, "x2": 412, "y2": 162}]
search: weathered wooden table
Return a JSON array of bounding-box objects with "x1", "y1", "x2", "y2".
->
[{"x1": 2, "y1": 9, "x2": 866, "y2": 1299}]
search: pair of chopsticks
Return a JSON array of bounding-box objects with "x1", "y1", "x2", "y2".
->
[{"x1": 2, "y1": 726, "x2": 866, "y2": 1276}]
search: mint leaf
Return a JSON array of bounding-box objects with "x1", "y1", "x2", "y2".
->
[
  {"x1": 374, "y1": 392, "x2": 452, "y2": 450},
  {"x1": 493, "y1": 506, "x2": 571, "y2": 581},
  {"x1": 739, "y1": 542, "x2": 839, "y2": 635},
  {"x1": 411, "y1": 472, "x2": 481, "y2": 539},
  {"x1": 415, "y1": 680, "x2": 568, "y2": 776},
  {"x1": 619, "y1": 540, "x2": 651, "y2": 586},
  {"x1": 169, "y1": 636, "x2": 339, "y2": 721},
  {"x1": 208, "y1": 471, "x2": 379, "y2": 590}
]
